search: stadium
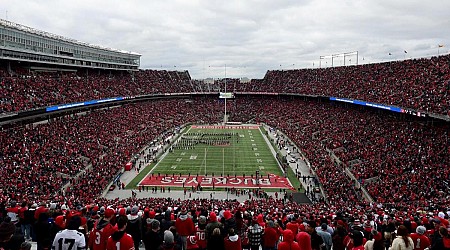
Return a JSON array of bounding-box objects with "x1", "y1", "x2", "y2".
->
[{"x1": 0, "y1": 12, "x2": 449, "y2": 250}]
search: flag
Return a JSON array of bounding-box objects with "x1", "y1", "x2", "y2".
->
[
  {"x1": 438, "y1": 44, "x2": 444, "y2": 48},
  {"x1": 404, "y1": 50, "x2": 408, "y2": 53}
]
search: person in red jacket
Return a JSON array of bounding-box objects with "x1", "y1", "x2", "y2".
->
[
  {"x1": 286, "y1": 218, "x2": 300, "y2": 236},
  {"x1": 278, "y1": 229, "x2": 300, "y2": 250},
  {"x1": 186, "y1": 235, "x2": 199, "y2": 250},
  {"x1": 296, "y1": 231, "x2": 312, "y2": 250},
  {"x1": 410, "y1": 226, "x2": 430, "y2": 250},
  {"x1": 195, "y1": 216, "x2": 207, "y2": 250},
  {"x1": 89, "y1": 207, "x2": 117, "y2": 250},
  {"x1": 224, "y1": 228, "x2": 241, "y2": 250},
  {"x1": 175, "y1": 207, "x2": 195, "y2": 250},
  {"x1": 263, "y1": 220, "x2": 280, "y2": 250},
  {"x1": 106, "y1": 216, "x2": 134, "y2": 250}
]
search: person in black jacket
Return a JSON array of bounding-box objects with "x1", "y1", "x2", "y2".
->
[
  {"x1": 306, "y1": 221, "x2": 325, "y2": 250},
  {"x1": 22, "y1": 203, "x2": 34, "y2": 241},
  {"x1": 431, "y1": 226, "x2": 450, "y2": 250},
  {"x1": 143, "y1": 220, "x2": 163, "y2": 250},
  {"x1": 126, "y1": 206, "x2": 143, "y2": 250},
  {"x1": 35, "y1": 212, "x2": 53, "y2": 250}
]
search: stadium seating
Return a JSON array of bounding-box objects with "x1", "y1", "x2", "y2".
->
[
  {"x1": 0, "y1": 98, "x2": 223, "y2": 203},
  {"x1": 1, "y1": 55, "x2": 449, "y2": 116}
]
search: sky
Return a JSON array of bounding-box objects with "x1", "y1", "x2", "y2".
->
[{"x1": 1, "y1": 0, "x2": 449, "y2": 79}]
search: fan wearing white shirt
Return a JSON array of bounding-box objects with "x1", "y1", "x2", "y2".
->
[{"x1": 52, "y1": 216, "x2": 86, "y2": 250}]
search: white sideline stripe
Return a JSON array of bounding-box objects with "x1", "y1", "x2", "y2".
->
[{"x1": 138, "y1": 126, "x2": 194, "y2": 185}]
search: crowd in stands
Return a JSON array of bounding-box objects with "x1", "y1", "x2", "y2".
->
[
  {"x1": 0, "y1": 56, "x2": 449, "y2": 249},
  {"x1": 0, "y1": 69, "x2": 193, "y2": 113},
  {"x1": 0, "y1": 97, "x2": 223, "y2": 205},
  {"x1": 228, "y1": 96, "x2": 449, "y2": 209},
  {"x1": 235, "y1": 55, "x2": 450, "y2": 116},
  {"x1": 1, "y1": 54, "x2": 449, "y2": 116},
  {"x1": 1, "y1": 96, "x2": 448, "y2": 212},
  {"x1": 0, "y1": 196, "x2": 449, "y2": 250}
]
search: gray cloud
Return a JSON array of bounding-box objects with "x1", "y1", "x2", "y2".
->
[{"x1": 2, "y1": 0, "x2": 449, "y2": 79}]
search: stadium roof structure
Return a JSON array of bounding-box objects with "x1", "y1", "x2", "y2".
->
[{"x1": 0, "y1": 18, "x2": 141, "y2": 56}]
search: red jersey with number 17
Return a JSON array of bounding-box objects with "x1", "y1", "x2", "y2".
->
[{"x1": 106, "y1": 231, "x2": 134, "y2": 250}]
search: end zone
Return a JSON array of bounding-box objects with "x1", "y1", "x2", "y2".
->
[{"x1": 139, "y1": 174, "x2": 294, "y2": 190}]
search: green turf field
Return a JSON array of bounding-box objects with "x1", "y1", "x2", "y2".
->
[{"x1": 153, "y1": 125, "x2": 282, "y2": 176}]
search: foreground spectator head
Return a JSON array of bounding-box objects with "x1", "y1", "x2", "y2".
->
[
  {"x1": 67, "y1": 216, "x2": 82, "y2": 230},
  {"x1": 416, "y1": 226, "x2": 426, "y2": 235},
  {"x1": 198, "y1": 216, "x2": 207, "y2": 225},
  {"x1": 0, "y1": 219, "x2": 15, "y2": 242},
  {"x1": 296, "y1": 231, "x2": 312, "y2": 250},
  {"x1": 209, "y1": 212, "x2": 217, "y2": 222},
  {"x1": 164, "y1": 230, "x2": 174, "y2": 244}
]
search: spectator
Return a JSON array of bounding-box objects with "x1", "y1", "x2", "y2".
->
[
  {"x1": 106, "y1": 216, "x2": 134, "y2": 250},
  {"x1": 263, "y1": 220, "x2": 279, "y2": 250},
  {"x1": 409, "y1": 226, "x2": 430, "y2": 250},
  {"x1": 0, "y1": 217, "x2": 24, "y2": 250},
  {"x1": 175, "y1": 207, "x2": 195, "y2": 250},
  {"x1": 207, "y1": 228, "x2": 224, "y2": 250},
  {"x1": 278, "y1": 229, "x2": 300, "y2": 250},
  {"x1": 35, "y1": 212, "x2": 52, "y2": 250},
  {"x1": 89, "y1": 207, "x2": 117, "y2": 250},
  {"x1": 195, "y1": 216, "x2": 207, "y2": 250},
  {"x1": 52, "y1": 216, "x2": 86, "y2": 250},
  {"x1": 430, "y1": 226, "x2": 450, "y2": 250},
  {"x1": 224, "y1": 228, "x2": 241, "y2": 250},
  {"x1": 390, "y1": 225, "x2": 413, "y2": 250},
  {"x1": 296, "y1": 231, "x2": 312, "y2": 250},
  {"x1": 205, "y1": 212, "x2": 221, "y2": 241},
  {"x1": 161, "y1": 230, "x2": 177, "y2": 250},
  {"x1": 248, "y1": 218, "x2": 263, "y2": 250},
  {"x1": 126, "y1": 206, "x2": 142, "y2": 250},
  {"x1": 143, "y1": 220, "x2": 163, "y2": 250},
  {"x1": 332, "y1": 225, "x2": 347, "y2": 250},
  {"x1": 306, "y1": 221, "x2": 325, "y2": 250},
  {"x1": 364, "y1": 230, "x2": 384, "y2": 250},
  {"x1": 316, "y1": 223, "x2": 332, "y2": 250}
]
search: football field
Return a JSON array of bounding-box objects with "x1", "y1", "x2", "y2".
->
[{"x1": 137, "y1": 125, "x2": 293, "y2": 189}]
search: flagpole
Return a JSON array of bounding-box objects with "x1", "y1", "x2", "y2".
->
[{"x1": 222, "y1": 148, "x2": 225, "y2": 177}]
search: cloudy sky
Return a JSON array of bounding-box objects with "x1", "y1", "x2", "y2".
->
[{"x1": 1, "y1": 0, "x2": 449, "y2": 79}]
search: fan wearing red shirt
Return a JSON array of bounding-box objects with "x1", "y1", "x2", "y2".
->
[
  {"x1": 263, "y1": 221, "x2": 280, "y2": 250},
  {"x1": 107, "y1": 216, "x2": 134, "y2": 250},
  {"x1": 195, "y1": 216, "x2": 207, "y2": 250},
  {"x1": 89, "y1": 208, "x2": 117, "y2": 250},
  {"x1": 175, "y1": 208, "x2": 195, "y2": 250},
  {"x1": 224, "y1": 229, "x2": 242, "y2": 250},
  {"x1": 410, "y1": 226, "x2": 430, "y2": 250}
]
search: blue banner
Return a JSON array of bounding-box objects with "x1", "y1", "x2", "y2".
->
[
  {"x1": 330, "y1": 97, "x2": 403, "y2": 112},
  {"x1": 46, "y1": 97, "x2": 124, "y2": 112}
]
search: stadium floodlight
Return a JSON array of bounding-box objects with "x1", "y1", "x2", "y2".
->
[{"x1": 320, "y1": 51, "x2": 358, "y2": 67}]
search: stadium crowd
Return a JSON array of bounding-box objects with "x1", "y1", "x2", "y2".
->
[
  {"x1": 0, "y1": 54, "x2": 449, "y2": 250},
  {"x1": 228, "y1": 97, "x2": 449, "y2": 208},
  {"x1": 0, "y1": 195, "x2": 449, "y2": 250},
  {"x1": 0, "y1": 98, "x2": 223, "y2": 205},
  {"x1": 1, "y1": 96, "x2": 448, "y2": 207},
  {"x1": 1, "y1": 54, "x2": 449, "y2": 116},
  {"x1": 235, "y1": 55, "x2": 450, "y2": 117}
]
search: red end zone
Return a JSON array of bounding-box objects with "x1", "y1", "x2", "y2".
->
[
  {"x1": 139, "y1": 174, "x2": 294, "y2": 190},
  {"x1": 191, "y1": 125, "x2": 259, "y2": 129}
]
